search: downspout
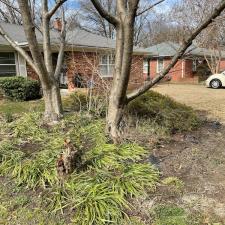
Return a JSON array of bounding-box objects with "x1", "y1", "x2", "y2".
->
[
  {"x1": 182, "y1": 59, "x2": 185, "y2": 78},
  {"x1": 147, "y1": 58, "x2": 151, "y2": 81}
]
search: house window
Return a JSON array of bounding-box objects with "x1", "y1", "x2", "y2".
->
[
  {"x1": 99, "y1": 54, "x2": 115, "y2": 77},
  {"x1": 157, "y1": 58, "x2": 164, "y2": 73},
  {"x1": 0, "y1": 52, "x2": 16, "y2": 77},
  {"x1": 143, "y1": 59, "x2": 149, "y2": 74},
  {"x1": 192, "y1": 59, "x2": 197, "y2": 72}
]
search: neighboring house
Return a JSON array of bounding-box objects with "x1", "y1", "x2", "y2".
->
[
  {"x1": 145, "y1": 42, "x2": 225, "y2": 83},
  {"x1": 0, "y1": 21, "x2": 149, "y2": 91}
]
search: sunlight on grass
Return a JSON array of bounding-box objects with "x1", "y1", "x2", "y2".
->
[{"x1": 0, "y1": 99, "x2": 44, "y2": 114}]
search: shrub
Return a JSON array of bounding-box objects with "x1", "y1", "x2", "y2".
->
[
  {"x1": 65, "y1": 91, "x2": 199, "y2": 134},
  {"x1": 128, "y1": 91, "x2": 200, "y2": 133},
  {"x1": 65, "y1": 91, "x2": 107, "y2": 117},
  {"x1": 67, "y1": 91, "x2": 89, "y2": 112},
  {"x1": 0, "y1": 77, "x2": 41, "y2": 101},
  {"x1": 0, "y1": 88, "x2": 4, "y2": 100}
]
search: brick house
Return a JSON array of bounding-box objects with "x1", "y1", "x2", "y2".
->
[
  {"x1": 0, "y1": 22, "x2": 149, "y2": 91},
  {"x1": 145, "y1": 42, "x2": 225, "y2": 83}
]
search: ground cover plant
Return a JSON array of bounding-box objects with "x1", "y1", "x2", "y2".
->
[
  {"x1": 0, "y1": 112, "x2": 159, "y2": 224},
  {"x1": 0, "y1": 91, "x2": 202, "y2": 224}
]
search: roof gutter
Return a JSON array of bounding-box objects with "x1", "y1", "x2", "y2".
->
[
  {"x1": 10, "y1": 41, "x2": 151, "y2": 55},
  {"x1": 15, "y1": 41, "x2": 29, "y2": 47}
]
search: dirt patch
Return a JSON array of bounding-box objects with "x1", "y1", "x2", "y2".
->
[
  {"x1": 17, "y1": 142, "x2": 42, "y2": 156},
  {"x1": 152, "y1": 119, "x2": 225, "y2": 220}
]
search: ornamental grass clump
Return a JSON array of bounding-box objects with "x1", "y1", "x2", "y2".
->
[{"x1": 0, "y1": 112, "x2": 159, "y2": 224}]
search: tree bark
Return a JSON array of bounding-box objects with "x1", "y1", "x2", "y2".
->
[
  {"x1": 54, "y1": 7, "x2": 66, "y2": 80},
  {"x1": 16, "y1": 0, "x2": 64, "y2": 122},
  {"x1": 126, "y1": 0, "x2": 225, "y2": 102},
  {"x1": 106, "y1": 0, "x2": 138, "y2": 142},
  {"x1": 43, "y1": 82, "x2": 63, "y2": 122},
  {"x1": 91, "y1": 0, "x2": 225, "y2": 143}
]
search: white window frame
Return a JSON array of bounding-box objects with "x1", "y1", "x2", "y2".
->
[
  {"x1": 157, "y1": 58, "x2": 164, "y2": 73},
  {"x1": 192, "y1": 59, "x2": 197, "y2": 72},
  {"x1": 143, "y1": 58, "x2": 149, "y2": 74},
  {"x1": 0, "y1": 52, "x2": 17, "y2": 77},
  {"x1": 17, "y1": 52, "x2": 27, "y2": 77},
  {"x1": 99, "y1": 54, "x2": 115, "y2": 77}
]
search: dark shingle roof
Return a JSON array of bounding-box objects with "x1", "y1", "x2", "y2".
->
[
  {"x1": 145, "y1": 41, "x2": 225, "y2": 58},
  {"x1": 0, "y1": 22, "x2": 34, "y2": 44},
  {"x1": 0, "y1": 22, "x2": 148, "y2": 53}
]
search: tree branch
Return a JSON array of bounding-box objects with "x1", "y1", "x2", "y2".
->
[
  {"x1": 47, "y1": 0, "x2": 68, "y2": 19},
  {"x1": 0, "y1": 24, "x2": 40, "y2": 76},
  {"x1": 42, "y1": 0, "x2": 54, "y2": 75},
  {"x1": 90, "y1": 0, "x2": 119, "y2": 27},
  {"x1": 0, "y1": 0, "x2": 42, "y2": 33},
  {"x1": 136, "y1": 0, "x2": 166, "y2": 17},
  {"x1": 127, "y1": 0, "x2": 225, "y2": 102},
  {"x1": 54, "y1": 6, "x2": 66, "y2": 79},
  {"x1": 0, "y1": 0, "x2": 20, "y2": 14},
  {"x1": 17, "y1": 0, "x2": 52, "y2": 86}
]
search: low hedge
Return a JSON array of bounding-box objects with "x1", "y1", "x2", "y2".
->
[
  {"x1": 128, "y1": 91, "x2": 200, "y2": 132},
  {"x1": 0, "y1": 77, "x2": 41, "y2": 101}
]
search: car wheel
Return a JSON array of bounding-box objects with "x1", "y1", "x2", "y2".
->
[{"x1": 210, "y1": 79, "x2": 222, "y2": 89}]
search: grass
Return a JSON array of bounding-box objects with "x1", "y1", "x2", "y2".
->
[
  {"x1": 154, "y1": 84, "x2": 225, "y2": 123},
  {"x1": 150, "y1": 204, "x2": 224, "y2": 225},
  {"x1": 151, "y1": 205, "x2": 188, "y2": 225},
  {"x1": 0, "y1": 98, "x2": 44, "y2": 114},
  {"x1": 162, "y1": 177, "x2": 184, "y2": 190},
  {"x1": 0, "y1": 178, "x2": 67, "y2": 225}
]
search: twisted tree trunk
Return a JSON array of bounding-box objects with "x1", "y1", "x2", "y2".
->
[
  {"x1": 91, "y1": 0, "x2": 225, "y2": 143},
  {"x1": 0, "y1": 0, "x2": 67, "y2": 123},
  {"x1": 107, "y1": 17, "x2": 136, "y2": 142}
]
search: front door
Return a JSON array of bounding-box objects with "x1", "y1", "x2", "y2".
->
[{"x1": 59, "y1": 65, "x2": 68, "y2": 88}]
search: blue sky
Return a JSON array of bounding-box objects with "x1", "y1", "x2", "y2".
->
[
  {"x1": 66, "y1": 0, "x2": 80, "y2": 9},
  {"x1": 65, "y1": 0, "x2": 180, "y2": 10}
]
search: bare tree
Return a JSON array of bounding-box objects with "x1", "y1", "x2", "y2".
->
[
  {"x1": 80, "y1": 0, "x2": 161, "y2": 46},
  {"x1": 78, "y1": 0, "x2": 116, "y2": 38},
  {"x1": 0, "y1": 0, "x2": 67, "y2": 122},
  {"x1": 0, "y1": 0, "x2": 22, "y2": 24},
  {"x1": 204, "y1": 46, "x2": 222, "y2": 74},
  {"x1": 0, "y1": 0, "x2": 40, "y2": 24},
  {"x1": 90, "y1": 0, "x2": 225, "y2": 142}
]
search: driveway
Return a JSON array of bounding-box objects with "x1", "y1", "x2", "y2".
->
[{"x1": 153, "y1": 84, "x2": 225, "y2": 123}]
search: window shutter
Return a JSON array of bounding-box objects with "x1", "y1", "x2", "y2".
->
[{"x1": 18, "y1": 53, "x2": 27, "y2": 77}]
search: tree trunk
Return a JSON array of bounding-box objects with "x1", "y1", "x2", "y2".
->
[
  {"x1": 107, "y1": 99, "x2": 126, "y2": 142},
  {"x1": 106, "y1": 4, "x2": 136, "y2": 142},
  {"x1": 91, "y1": 0, "x2": 225, "y2": 142},
  {"x1": 43, "y1": 82, "x2": 63, "y2": 123}
]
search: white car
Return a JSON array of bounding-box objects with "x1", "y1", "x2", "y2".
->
[{"x1": 206, "y1": 72, "x2": 225, "y2": 89}]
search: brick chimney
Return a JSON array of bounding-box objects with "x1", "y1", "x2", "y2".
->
[{"x1": 53, "y1": 18, "x2": 62, "y2": 31}]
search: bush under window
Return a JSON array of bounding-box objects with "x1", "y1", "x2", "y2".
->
[{"x1": 0, "y1": 76, "x2": 41, "y2": 101}]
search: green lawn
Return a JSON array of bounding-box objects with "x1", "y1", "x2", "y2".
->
[{"x1": 0, "y1": 99, "x2": 44, "y2": 114}]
